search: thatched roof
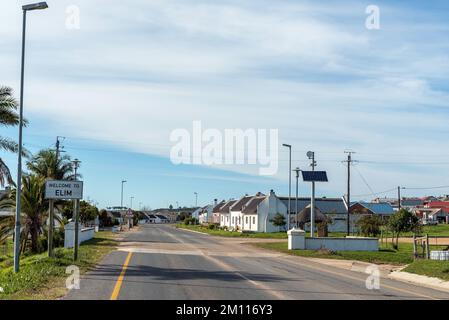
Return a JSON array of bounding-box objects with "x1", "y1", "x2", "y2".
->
[{"x1": 296, "y1": 205, "x2": 327, "y2": 224}]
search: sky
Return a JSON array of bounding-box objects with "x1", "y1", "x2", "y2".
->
[{"x1": 1, "y1": 0, "x2": 449, "y2": 209}]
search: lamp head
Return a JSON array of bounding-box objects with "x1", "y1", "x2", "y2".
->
[{"x1": 23, "y1": 2, "x2": 48, "y2": 11}]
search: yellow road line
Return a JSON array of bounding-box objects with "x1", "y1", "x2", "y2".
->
[{"x1": 110, "y1": 251, "x2": 133, "y2": 300}]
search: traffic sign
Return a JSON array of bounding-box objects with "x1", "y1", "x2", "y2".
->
[{"x1": 45, "y1": 180, "x2": 83, "y2": 199}]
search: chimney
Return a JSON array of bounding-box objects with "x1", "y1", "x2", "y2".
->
[
  {"x1": 270, "y1": 189, "x2": 275, "y2": 196},
  {"x1": 214, "y1": 199, "x2": 218, "y2": 206}
]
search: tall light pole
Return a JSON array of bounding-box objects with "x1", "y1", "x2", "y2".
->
[
  {"x1": 13, "y1": 2, "x2": 49, "y2": 273},
  {"x1": 293, "y1": 167, "x2": 301, "y2": 228},
  {"x1": 194, "y1": 192, "x2": 198, "y2": 207},
  {"x1": 282, "y1": 144, "x2": 292, "y2": 231},
  {"x1": 72, "y1": 158, "x2": 81, "y2": 261},
  {"x1": 121, "y1": 180, "x2": 127, "y2": 208},
  {"x1": 307, "y1": 151, "x2": 316, "y2": 237}
]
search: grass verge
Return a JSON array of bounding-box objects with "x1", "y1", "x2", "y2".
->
[
  {"x1": 176, "y1": 224, "x2": 288, "y2": 239},
  {"x1": 0, "y1": 231, "x2": 118, "y2": 300},
  {"x1": 403, "y1": 260, "x2": 449, "y2": 281},
  {"x1": 176, "y1": 224, "x2": 348, "y2": 239},
  {"x1": 251, "y1": 241, "x2": 449, "y2": 266}
]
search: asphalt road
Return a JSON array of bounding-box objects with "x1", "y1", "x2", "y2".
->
[{"x1": 65, "y1": 224, "x2": 449, "y2": 300}]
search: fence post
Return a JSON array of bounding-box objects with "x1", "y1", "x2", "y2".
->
[
  {"x1": 412, "y1": 234, "x2": 416, "y2": 260},
  {"x1": 425, "y1": 234, "x2": 430, "y2": 260}
]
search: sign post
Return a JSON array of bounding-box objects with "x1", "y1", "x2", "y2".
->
[
  {"x1": 48, "y1": 199, "x2": 54, "y2": 258},
  {"x1": 45, "y1": 180, "x2": 83, "y2": 260}
]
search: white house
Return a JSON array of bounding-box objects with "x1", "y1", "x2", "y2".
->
[
  {"x1": 198, "y1": 204, "x2": 213, "y2": 224},
  {"x1": 219, "y1": 190, "x2": 288, "y2": 233},
  {"x1": 218, "y1": 199, "x2": 237, "y2": 228}
]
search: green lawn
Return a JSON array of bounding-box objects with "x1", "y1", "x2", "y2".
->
[
  {"x1": 176, "y1": 224, "x2": 349, "y2": 239},
  {"x1": 0, "y1": 231, "x2": 118, "y2": 300},
  {"x1": 251, "y1": 241, "x2": 449, "y2": 266},
  {"x1": 176, "y1": 224, "x2": 288, "y2": 239},
  {"x1": 403, "y1": 260, "x2": 449, "y2": 281},
  {"x1": 380, "y1": 224, "x2": 449, "y2": 238}
]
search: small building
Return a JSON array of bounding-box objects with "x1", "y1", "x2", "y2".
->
[{"x1": 349, "y1": 202, "x2": 395, "y2": 219}]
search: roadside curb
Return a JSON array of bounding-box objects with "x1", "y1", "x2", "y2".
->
[{"x1": 388, "y1": 270, "x2": 449, "y2": 293}]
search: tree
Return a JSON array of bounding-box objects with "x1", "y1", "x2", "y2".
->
[
  {"x1": 0, "y1": 86, "x2": 30, "y2": 186},
  {"x1": 0, "y1": 174, "x2": 61, "y2": 253},
  {"x1": 61, "y1": 200, "x2": 99, "y2": 224},
  {"x1": 270, "y1": 213, "x2": 286, "y2": 229},
  {"x1": 356, "y1": 215, "x2": 383, "y2": 237},
  {"x1": 388, "y1": 209, "x2": 421, "y2": 249},
  {"x1": 27, "y1": 149, "x2": 80, "y2": 180}
]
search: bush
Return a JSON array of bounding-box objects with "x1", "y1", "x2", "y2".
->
[{"x1": 208, "y1": 223, "x2": 219, "y2": 230}]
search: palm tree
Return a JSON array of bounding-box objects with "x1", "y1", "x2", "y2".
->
[
  {"x1": 27, "y1": 149, "x2": 81, "y2": 180},
  {"x1": 0, "y1": 175, "x2": 59, "y2": 252},
  {"x1": 0, "y1": 86, "x2": 29, "y2": 186}
]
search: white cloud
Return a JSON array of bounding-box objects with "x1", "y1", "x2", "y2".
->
[{"x1": 2, "y1": 0, "x2": 449, "y2": 197}]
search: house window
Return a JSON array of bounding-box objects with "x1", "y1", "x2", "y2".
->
[
  {"x1": 253, "y1": 217, "x2": 255, "y2": 224},
  {"x1": 232, "y1": 217, "x2": 234, "y2": 224},
  {"x1": 246, "y1": 217, "x2": 248, "y2": 224},
  {"x1": 239, "y1": 217, "x2": 241, "y2": 224}
]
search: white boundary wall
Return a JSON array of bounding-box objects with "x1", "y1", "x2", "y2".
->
[
  {"x1": 64, "y1": 222, "x2": 95, "y2": 248},
  {"x1": 288, "y1": 228, "x2": 378, "y2": 251}
]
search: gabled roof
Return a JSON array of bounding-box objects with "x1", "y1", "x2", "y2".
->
[
  {"x1": 351, "y1": 202, "x2": 395, "y2": 215},
  {"x1": 230, "y1": 196, "x2": 254, "y2": 212},
  {"x1": 218, "y1": 200, "x2": 237, "y2": 214},
  {"x1": 242, "y1": 196, "x2": 266, "y2": 214},
  {"x1": 213, "y1": 200, "x2": 226, "y2": 213},
  {"x1": 278, "y1": 197, "x2": 347, "y2": 214}
]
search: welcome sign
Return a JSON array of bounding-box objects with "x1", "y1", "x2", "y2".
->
[{"x1": 45, "y1": 180, "x2": 83, "y2": 200}]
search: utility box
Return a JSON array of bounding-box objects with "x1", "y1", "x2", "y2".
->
[{"x1": 288, "y1": 228, "x2": 306, "y2": 250}]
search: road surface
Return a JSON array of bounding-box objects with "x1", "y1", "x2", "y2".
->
[{"x1": 65, "y1": 224, "x2": 449, "y2": 300}]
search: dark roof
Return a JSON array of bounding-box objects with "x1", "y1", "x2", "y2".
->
[
  {"x1": 155, "y1": 215, "x2": 169, "y2": 220},
  {"x1": 147, "y1": 214, "x2": 157, "y2": 219},
  {"x1": 296, "y1": 205, "x2": 327, "y2": 223},
  {"x1": 230, "y1": 196, "x2": 254, "y2": 212},
  {"x1": 219, "y1": 200, "x2": 237, "y2": 213},
  {"x1": 242, "y1": 196, "x2": 265, "y2": 214},
  {"x1": 212, "y1": 200, "x2": 226, "y2": 213},
  {"x1": 279, "y1": 197, "x2": 347, "y2": 214}
]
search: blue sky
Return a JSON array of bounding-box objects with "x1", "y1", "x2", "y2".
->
[{"x1": 1, "y1": 0, "x2": 449, "y2": 209}]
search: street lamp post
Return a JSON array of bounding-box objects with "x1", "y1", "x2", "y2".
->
[
  {"x1": 13, "y1": 1, "x2": 49, "y2": 273},
  {"x1": 293, "y1": 167, "x2": 301, "y2": 228},
  {"x1": 121, "y1": 180, "x2": 127, "y2": 208},
  {"x1": 307, "y1": 151, "x2": 317, "y2": 237},
  {"x1": 194, "y1": 192, "x2": 198, "y2": 207},
  {"x1": 282, "y1": 144, "x2": 292, "y2": 231},
  {"x1": 130, "y1": 196, "x2": 134, "y2": 209}
]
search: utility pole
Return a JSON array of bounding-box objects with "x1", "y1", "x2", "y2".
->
[
  {"x1": 130, "y1": 196, "x2": 134, "y2": 209},
  {"x1": 282, "y1": 144, "x2": 292, "y2": 231},
  {"x1": 293, "y1": 167, "x2": 301, "y2": 228},
  {"x1": 343, "y1": 151, "x2": 356, "y2": 236},
  {"x1": 307, "y1": 151, "x2": 316, "y2": 236},
  {"x1": 72, "y1": 158, "x2": 81, "y2": 261},
  {"x1": 398, "y1": 186, "x2": 401, "y2": 211},
  {"x1": 194, "y1": 192, "x2": 198, "y2": 207}
]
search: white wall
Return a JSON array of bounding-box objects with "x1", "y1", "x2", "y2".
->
[
  {"x1": 64, "y1": 222, "x2": 95, "y2": 248},
  {"x1": 305, "y1": 237, "x2": 378, "y2": 251},
  {"x1": 243, "y1": 215, "x2": 258, "y2": 231}
]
